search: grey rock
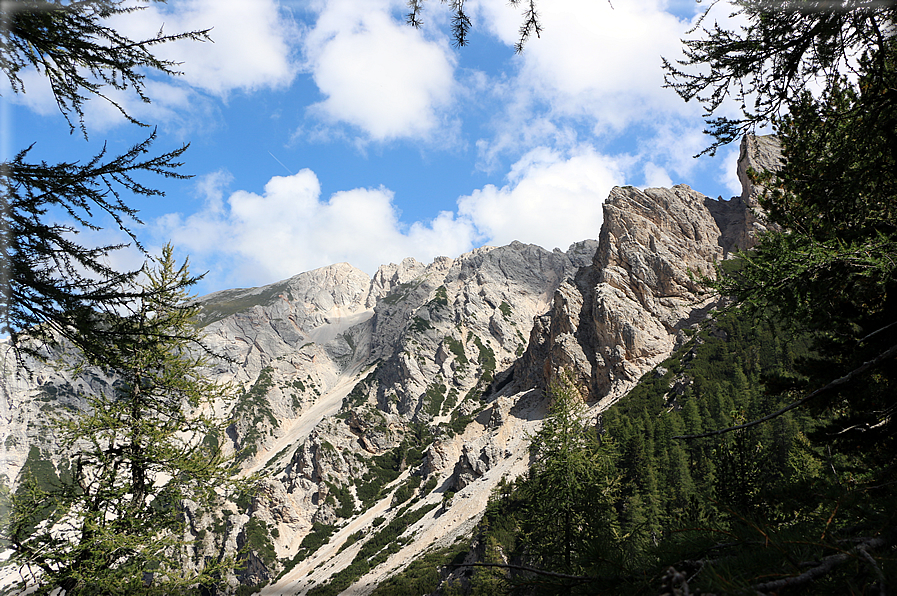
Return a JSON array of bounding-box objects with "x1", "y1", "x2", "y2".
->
[
  {"x1": 0, "y1": 136, "x2": 780, "y2": 595},
  {"x1": 513, "y1": 135, "x2": 782, "y2": 405}
]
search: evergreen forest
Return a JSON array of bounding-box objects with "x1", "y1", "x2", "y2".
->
[{"x1": 378, "y1": 305, "x2": 895, "y2": 594}]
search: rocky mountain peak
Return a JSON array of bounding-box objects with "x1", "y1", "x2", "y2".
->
[
  {"x1": 0, "y1": 136, "x2": 783, "y2": 596},
  {"x1": 514, "y1": 135, "x2": 783, "y2": 405}
]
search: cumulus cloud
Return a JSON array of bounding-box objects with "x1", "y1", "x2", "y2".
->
[
  {"x1": 116, "y1": 0, "x2": 297, "y2": 95},
  {"x1": 157, "y1": 146, "x2": 624, "y2": 288},
  {"x1": 643, "y1": 162, "x2": 674, "y2": 189},
  {"x1": 472, "y1": 0, "x2": 746, "y2": 180},
  {"x1": 9, "y1": 0, "x2": 297, "y2": 132},
  {"x1": 156, "y1": 169, "x2": 477, "y2": 288},
  {"x1": 458, "y1": 146, "x2": 626, "y2": 250},
  {"x1": 478, "y1": 0, "x2": 695, "y2": 123},
  {"x1": 300, "y1": 0, "x2": 457, "y2": 142}
]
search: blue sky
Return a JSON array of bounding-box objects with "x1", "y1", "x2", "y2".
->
[{"x1": 5, "y1": 0, "x2": 748, "y2": 296}]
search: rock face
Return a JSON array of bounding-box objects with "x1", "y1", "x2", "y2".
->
[
  {"x1": 0, "y1": 136, "x2": 781, "y2": 596},
  {"x1": 513, "y1": 134, "x2": 782, "y2": 406}
]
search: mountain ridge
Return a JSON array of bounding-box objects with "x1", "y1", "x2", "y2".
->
[{"x1": 0, "y1": 135, "x2": 781, "y2": 595}]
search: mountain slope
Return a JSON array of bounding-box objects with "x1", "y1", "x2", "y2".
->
[{"x1": 0, "y1": 135, "x2": 779, "y2": 596}]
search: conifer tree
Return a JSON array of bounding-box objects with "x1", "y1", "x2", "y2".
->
[
  {"x1": 7, "y1": 246, "x2": 241, "y2": 595},
  {"x1": 1, "y1": 0, "x2": 210, "y2": 364},
  {"x1": 663, "y1": 1, "x2": 897, "y2": 591},
  {"x1": 519, "y1": 373, "x2": 619, "y2": 575},
  {"x1": 677, "y1": 10, "x2": 897, "y2": 457}
]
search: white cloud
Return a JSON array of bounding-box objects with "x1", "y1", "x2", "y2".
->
[
  {"x1": 10, "y1": 0, "x2": 297, "y2": 133},
  {"x1": 1, "y1": 70, "x2": 59, "y2": 116},
  {"x1": 116, "y1": 0, "x2": 297, "y2": 96},
  {"x1": 301, "y1": 0, "x2": 457, "y2": 142},
  {"x1": 471, "y1": 0, "x2": 746, "y2": 171},
  {"x1": 718, "y1": 144, "x2": 744, "y2": 198},
  {"x1": 458, "y1": 146, "x2": 626, "y2": 250},
  {"x1": 157, "y1": 146, "x2": 624, "y2": 287},
  {"x1": 156, "y1": 169, "x2": 478, "y2": 287},
  {"x1": 643, "y1": 162, "x2": 673, "y2": 188},
  {"x1": 480, "y1": 0, "x2": 695, "y2": 122}
]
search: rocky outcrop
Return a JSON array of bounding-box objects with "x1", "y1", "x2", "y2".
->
[
  {"x1": 738, "y1": 133, "x2": 783, "y2": 205},
  {"x1": 588, "y1": 184, "x2": 725, "y2": 400},
  {"x1": 514, "y1": 135, "x2": 783, "y2": 405}
]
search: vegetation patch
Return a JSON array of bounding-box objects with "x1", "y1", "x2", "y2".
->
[
  {"x1": 343, "y1": 366, "x2": 380, "y2": 410},
  {"x1": 233, "y1": 367, "x2": 280, "y2": 463},
  {"x1": 12, "y1": 446, "x2": 63, "y2": 535},
  {"x1": 198, "y1": 282, "x2": 289, "y2": 327},
  {"x1": 381, "y1": 280, "x2": 424, "y2": 305},
  {"x1": 390, "y1": 474, "x2": 423, "y2": 507},
  {"x1": 442, "y1": 404, "x2": 483, "y2": 437},
  {"x1": 409, "y1": 316, "x2": 432, "y2": 333},
  {"x1": 324, "y1": 481, "x2": 355, "y2": 518},
  {"x1": 306, "y1": 502, "x2": 440, "y2": 596},
  {"x1": 499, "y1": 301, "x2": 512, "y2": 319},
  {"x1": 422, "y1": 476, "x2": 438, "y2": 495},
  {"x1": 423, "y1": 383, "x2": 447, "y2": 417},
  {"x1": 441, "y1": 387, "x2": 460, "y2": 415},
  {"x1": 243, "y1": 517, "x2": 278, "y2": 566},
  {"x1": 431, "y1": 286, "x2": 449, "y2": 308},
  {"x1": 369, "y1": 543, "x2": 468, "y2": 596},
  {"x1": 444, "y1": 336, "x2": 468, "y2": 366},
  {"x1": 355, "y1": 424, "x2": 433, "y2": 507},
  {"x1": 472, "y1": 336, "x2": 496, "y2": 380},
  {"x1": 337, "y1": 529, "x2": 365, "y2": 554},
  {"x1": 279, "y1": 522, "x2": 336, "y2": 578}
]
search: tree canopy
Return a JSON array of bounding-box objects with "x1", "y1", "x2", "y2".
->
[
  {"x1": 663, "y1": 0, "x2": 897, "y2": 591},
  {"x1": 663, "y1": 0, "x2": 897, "y2": 155}
]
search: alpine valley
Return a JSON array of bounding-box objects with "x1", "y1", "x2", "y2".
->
[{"x1": 1, "y1": 136, "x2": 783, "y2": 595}]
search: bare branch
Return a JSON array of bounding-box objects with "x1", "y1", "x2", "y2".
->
[{"x1": 753, "y1": 534, "x2": 890, "y2": 593}]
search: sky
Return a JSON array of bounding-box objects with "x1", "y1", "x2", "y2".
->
[{"x1": 5, "y1": 0, "x2": 750, "y2": 296}]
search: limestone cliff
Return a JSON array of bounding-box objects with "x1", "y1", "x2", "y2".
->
[{"x1": 513, "y1": 134, "x2": 782, "y2": 409}]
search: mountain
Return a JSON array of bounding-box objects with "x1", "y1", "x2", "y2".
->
[{"x1": 0, "y1": 135, "x2": 781, "y2": 595}]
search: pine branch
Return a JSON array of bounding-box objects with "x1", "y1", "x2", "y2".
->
[
  {"x1": 512, "y1": 0, "x2": 544, "y2": 54},
  {"x1": 405, "y1": 0, "x2": 424, "y2": 28},
  {"x1": 752, "y1": 534, "x2": 890, "y2": 594}
]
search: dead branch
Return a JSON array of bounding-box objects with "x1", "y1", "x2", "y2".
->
[
  {"x1": 752, "y1": 535, "x2": 889, "y2": 594},
  {"x1": 446, "y1": 562, "x2": 596, "y2": 582}
]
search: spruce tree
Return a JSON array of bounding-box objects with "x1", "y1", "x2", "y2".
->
[{"x1": 519, "y1": 373, "x2": 619, "y2": 577}]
